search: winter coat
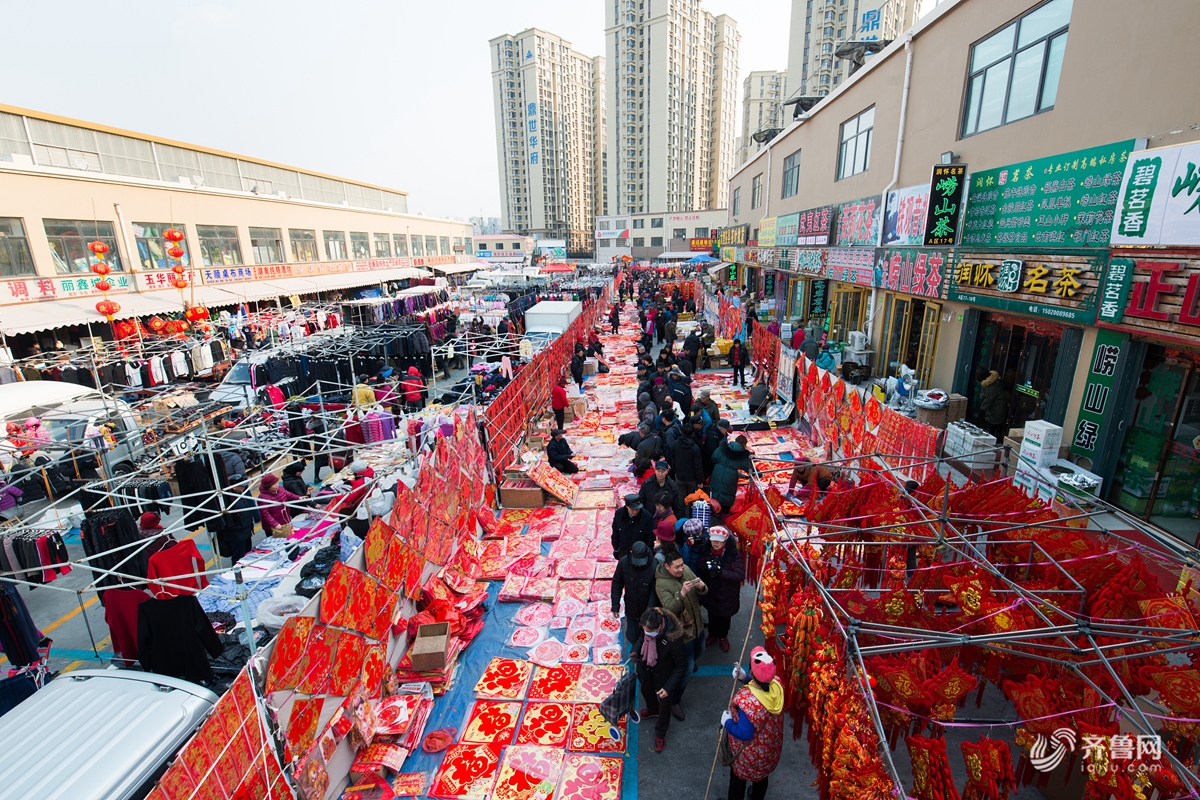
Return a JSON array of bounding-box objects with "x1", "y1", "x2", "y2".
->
[
  {"x1": 664, "y1": 319, "x2": 677, "y2": 343},
  {"x1": 617, "y1": 429, "x2": 644, "y2": 452},
  {"x1": 667, "y1": 377, "x2": 693, "y2": 415},
  {"x1": 800, "y1": 336, "x2": 820, "y2": 361},
  {"x1": 219, "y1": 494, "x2": 257, "y2": 549},
  {"x1": 695, "y1": 397, "x2": 721, "y2": 426},
  {"x1": 650, "y1": 381, "x2": 671, "y2": 410},
  {"x1": 683, "y1": 332, "x2": 702, "y2": 359},
  {"x1": 640, "y1": 402, "x2": 659, "y2": 427},
  {"x1": 815, "y1": 350, "x2": 836, "y2": 371},
  {"x1": 635, "y1": 431, "x2": 664, "y2": 465},
  {"x1": 546, "y1": 437, "x2": 574, "y2": 465},
  {"x1": 0, "y1": 482, "x2": 22, "y2": 511},
  {"x1": 978, "y1": 370, "x2": 1008, "y2": 425},
  {"x1": 726, "y1": 681, "x2": 785, "y2": 782},
  {"x1": 570, "y1": 353, "x2": 585, "y2": 380},
  {"x1": 655, "y1": 562, "x2": 707, "y2": 642},
  {"x1": 731, "y1": 342, "x2": 749, "y2": 366},
  {"x1": 710, "y1": 441, "x2": 752, "y2": 509},
  {"x1": 701, "y1": 430, "x2": 726, "y2": 479},
  {"x1": 642, "y1": 609, "x2": 688, "y2": 696},
  {"x1": 610, "y1": 506, "x2": 656, "y2": 559},
  {"x1": 660, "y1": 419, "x2": 684, "y2": 459},
  {"x1": 258, "y1": 485, "x2": 302, "y2": 533},
  {"x1": 695, "y1": 539, "x2": 745, "y2": 618},
  {"x1": 281, "y1": 471, "x2": 307, "y2": 498},
  {"x1": 653, "y1": 511, "x2": 678, "y2": 543},
  {"x1": 611, "y1": 554, "x2": 659, "y2": 646},
  {"x1": 551, "y1": 384, "x2": 569, "y2": 411},
  {"x1": 669, "y1": 433, "x2": 704, "y2": 485},
  {"x1": 219, "y1": 451, "x2": 247, "y2": 485},
  {"x1": 638, "y1": 475, "x2": 687, "y2": 519},
  {"x1": 402, "y1": 374, "x2": 425, "y2": 403},
  {"x1": 749, "y1": 382, "x2": 771, "y2": 412}
]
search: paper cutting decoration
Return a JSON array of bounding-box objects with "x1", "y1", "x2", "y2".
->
[
  {"x1": 492, "y1": 745, "x2": 566, "y2": 800},
  {"x1": 320, "y1": 561, "x2": 360, "y2": 627},
  {"x1": 562, "y1": 644, "x2": 591, "y2": 664},
  {"x1": 329, "y1": 633, "x2": 367, "y2": 696},
  {"x1": 556, "y1": 559, "x2": 595, "y2": 580},
  {"x1": 558, "y1": 754, "x2": 623, "y2": 800},
  {"x1": 461, "y1": 700, "x2": 522, "y2": 745},
  {"x1": 516, "y1": 702, "x2": 574, "y2": 747},
  {"x1": 428, "y1": 744, "x2": 503, "y2": 799},
  {"x1": 527, "y1": 664, "x2": 582, "y2": 701},
  {"x1": 594, "y1": 647, "x2": 622, "y2": 665},
  {"x1": 359, "y1": 644, "x2": 386, "y2": 698},
  {"x1": 509, "y1": 627, "x2": 547, "y2": 648},
  {"x1": 297, "y1": 626, "x2": 339, "y2": 695},
  {"x1": 574, "y1": 665, "x2": 623, "y2": 703},
  {"x1": 567, "y1": 703, "x2": 627, "y2": 754},
  {"x1": 567, "y1": 628, "x2": 595, "y2": 646},
  {"x1": 515, "y1": 603, "x2": 555, "y2": 628},
  {"x1": 473, "y1": 658, "x2": 533, "y2": 700},
  {"x1": 265, "y1": 615, "x2": 314, "y2": 693},
  {"x1": 528, "y1": 639, "x2": 565, "y2": 667}
]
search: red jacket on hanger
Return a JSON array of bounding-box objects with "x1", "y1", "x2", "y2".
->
[{"x1": 147, "y1": 539, "x2": 208, "y2": 598}]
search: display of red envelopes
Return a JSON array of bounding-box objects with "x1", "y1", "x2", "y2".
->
[
  {"x1": 345, "y1": 772, "x2": 398, "y2": 800},
  {"x1": 473, "y1": 657, "x2": 533, "y2": 700},
  {"x1": 329, "y1": 632, "x2": 367, "y2": 696},
  {"x1": 557, "y1": 580, "x2": 591, "y2": 603},
  {"x1": 516, "y1": 702, "x2": 573, "y2": 747},
  {"x1": 297, "y1": 626, "x2": 339, "y2": 695},
  {"x1": 265, "y1": 615, "x2": 314, "y2": 693},
  {"x1": 320, "y1": 561, "x2": 362, "y2": 627},
  {"x1": 460, "y1": 700, "x2": 522, "y2": 745},
  {"x1": 558, "y1": 754, "x2": 622, "y2": 800},
  {"x1": 286, "y1": 697, "x2": 324, "y2": 761},
  {"x1": 527, "y1": 663, "x2": 582, "y2": 701},
  {"x1": 573, "y1": 665, "x2": 624, "y2": 703},
  {"x1": 428, "y1": 743, "x2": 502, "y2": 798},
  {"x1": 491, "y1": 745, "x2": 565, "y2": 800},
  {"x1": 478, "y1": 540, "x2": 509, "y2": 580},
  {"x1": 567, "y1": 703, "x2": 626, "y2": 754},
  {"x1": 521, "y1": 577, "x2": 558, "y2": 602}
]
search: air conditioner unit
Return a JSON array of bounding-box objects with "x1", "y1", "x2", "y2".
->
[{"x1": 847, "y1": 331, "x2": 868, "y2": 350}]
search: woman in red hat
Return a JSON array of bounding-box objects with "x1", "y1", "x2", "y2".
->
[{"x1": 723, "y1": 647, "x2": 785, "y2": 800}]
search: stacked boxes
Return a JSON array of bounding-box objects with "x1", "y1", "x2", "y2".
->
[
  {"x1": 1018, "y1": 421, "x2": 1063, "y2": 468},
  {"x1": 944, "y1": 421, "x2": 998, "y2": 471}
]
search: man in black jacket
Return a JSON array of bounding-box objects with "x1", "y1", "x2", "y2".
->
[
  {"x1": 611, "y1": 494, "x2": 655, "y2": 560},
  {"x1": 634, "y1": 426, "x2": 664, "y2": 467},
  {"x1": 639, "y1": 461, "x2": 687, "y2": 518},
  {"x1": 670, "y1": 416, "x2": 706, "y2": 498},
  {"x1": 667, "y1": 367, "x2": 693, "y2": 416},
  {"x1": 682, "y1": 330, "x2": 702, "y2": 365},
  {"x1": 611, "y1": 541, "x2": 658, "y2": 648},
  {"x1": 546, "y1": 429, "x2": 579, "y2": 474},
  {"x1": 702, "y1": 418, "x2": 731, "y2": 481},
  {"x1": 617, "y1": 424, "x2": 646, "y2": 452}
]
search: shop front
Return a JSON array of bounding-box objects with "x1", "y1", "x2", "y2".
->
[
  {"x1": 823, "y1": 247, "x2": 875, "y2": 345},
  {"x1": 773, "y1": 209, "x2": 831, "y2": 336},
  {"x1": 948, "y1": 251, "x2": 1102, "y2": 432},
  {"x1": 872, "y1": 247, "x2": 950, "y2": 388},
  {"x1": 1078, "y1": 251, "x2": 1200, "y2": 543}
]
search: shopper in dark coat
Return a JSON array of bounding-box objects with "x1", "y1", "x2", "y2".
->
[
  {"x1": 570, "y1": 346, "x2": 586, "y2": 386},
  {"x1": 669, "y1": 417, "x2": 705, "y2": 498},
  {"x1": 636, "y1": 607, "x2": 689, "y2": 752},
  {"x1": 702, "y1": 419, "x2": 730, "y2": 480},
  {"x1": 611, "y1": 541, "x2": 658, "y2": 647},
  {"x1": 218, "y1": 491, "x2": 257, "y2": 564},
  {"x1": 611, "y1": 494, "x2": 655, "y2": 559},
  {"x1": 683, "y1": 330, "x2": 702, "y2": 364},
  {"x1": 694, "y1": 527, "x2": 745, "y2": 651},
  {"x1": 546, "y1": 429, "x2": 579, "y2": 474},
  {"x1": 639, "y1": 461, "x2": 687, "y2": 518},
  {"x1": 667, "y1": 368, "x2": 693, "y2": 416},
  {"x1": 280, "y1": 461, "x2": 308, "y2": 497},
  {"x1": 710, "y1": 435, "x2": 752, "y2": 512},
  {"x1": 731, "y1": 338, "x2": 750, "y2": 386},
  {"x1": 635, "y1": 427, "x2": 665, "y2": 465}
]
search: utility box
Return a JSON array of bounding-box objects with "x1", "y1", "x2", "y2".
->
[
  {"x1": 524, "y1": 300, "x2": 583, "y2": 336},
  {"x1": 410, "y1": 622, "x2": 450, "y2": 671}
]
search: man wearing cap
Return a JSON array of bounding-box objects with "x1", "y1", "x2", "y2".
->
[
  {"x1": 546, "y1": 429, "x2": 579, "y2": 474},
  {"x1": 638, "y1": 460, "x2": 686, "y2": 519},
  {"x1": 724, "y1": 648, "x2": 785, "y2": 800},
  {"x1": 611, "y1": 494, "x2": 655, "y2": 561},
  {"x1": 695, "y1": 388, "x2": 721, "y2": 429},
  {"x1": 610, "y1": 540, "x2": 658, "y2": 649},
  {"x1": 710, "y1": 434, "x2": 752, "y2": 513}
]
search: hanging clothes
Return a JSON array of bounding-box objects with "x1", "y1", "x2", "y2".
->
[
  {"x1": 79, "y1": 510, "x2": 146, "y2": 592},
  {"x1": 137, "y1": 594, "x2": 224, "y2": 684},
  {"x1": 104, "y1": 587, "x2": 152, "y2": 666},
  {"x1": 147, "y1": 539, "x2": 208, "y2": 599},
  {"x1": 0, "y1": 581, "x2": 42, "y2": 667}
]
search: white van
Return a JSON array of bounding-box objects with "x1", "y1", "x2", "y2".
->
[
  {"x1": 0, "y1": 382, "x2": 145, "y2": 475},
  {"x1": 0, "y1": 670, "x2": 217, "y2": 800}
]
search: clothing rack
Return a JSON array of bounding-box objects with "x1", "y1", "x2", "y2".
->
[{"x1": 0, "y1": 528, "x2": 71, "y2": 585}]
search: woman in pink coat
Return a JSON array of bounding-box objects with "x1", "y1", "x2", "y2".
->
[{"x1": 257, "y1": 473, "x2": 302, "y2": 536}]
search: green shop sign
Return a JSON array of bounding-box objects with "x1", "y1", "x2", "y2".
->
[
  {"x1": 1070, "y1": 328, "x2": 1129, "y2": 456},
  {"x1": 1096, "y1": 257, "x2": 1135, "y2": 323},
  {"x1": 960, "y1": 140, "x2": 1137, "y2": 249},
  {"x1": 948, "y1": 252, "x2": 1103, "y2": 324}
]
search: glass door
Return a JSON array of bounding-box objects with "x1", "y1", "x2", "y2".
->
[
  {"x1": 829, "y1": 286, "x2": 866, "y2": 344},
  {"x1": 877, "y1": 293, "x2": 912, "y2": 378},
  {"x1": 1009, "y1": 330, "x2": 1061, "y2": 425},
  {"x1": 913, "y1": 301, "x2": 942, "y2": 390}
]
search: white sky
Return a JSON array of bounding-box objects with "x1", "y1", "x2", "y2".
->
[{"x1": 1, "y1": 0, "x2": 791, "y2": 221}]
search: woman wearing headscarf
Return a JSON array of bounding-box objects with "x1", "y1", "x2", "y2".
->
[
  {"x1": 723, "y1": 648, "x2": 785, "y2": 800},
  {"x1": 257, "y1": 473, "x2": 302, "y2": 537}
]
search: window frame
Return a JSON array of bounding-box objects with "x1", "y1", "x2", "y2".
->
[
  {"x1": 393, "y1": 234, "x2": 409, "y2": 257},
  {"x1": 194, "y1": 225, "x2": 241, "y2": 268},
  {"x1": 0, "y1": 217, "x2": 36, "y2": 277},
  {"x1": 132, "y1": 222, "x2": 190, "y2": 271},
  {"x1": 289, "y1": 229, "x2": 319, "y2": 262},
  {"x1": 324, "y1": 230, "x2": 347, "y2": 261},
  {"x1": 751, "y1": 174, "x2": 763, "y2": 209},
  {"x1": 410, "y1": 235, "x2": 424, "y2": 257},
  {"x1": 349, "y1": 231, "x2": 371, "y2": 260},
  {"x1": 837, "y1": 106, "x2": 875, "y2": 181},
  {"x1": 425, "y1": 236, "x2": 438, "y2": 257},
  {"x1": 781, "y1": 150, "x2": 801, "y2": 199},
  {"x1": 373, "y1": 233, "x2": 392, "y2": 258},
  {"x1": 249, "y1": 226, "x2": 284, "y2": 265},
  {"x1": 732, "y1": 187, "x2": 741, "y2": 216},
  {"x1": 959, "y1": 0, "x2": 1072, "y2": 138}
]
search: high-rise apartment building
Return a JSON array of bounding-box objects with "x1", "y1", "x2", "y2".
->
[
  {"x1": 785, "y1": 0, "x2": 922, "y2": 101},
  {"x1": 469, "y1": 216, "x2": 503, "y2": 236},
  {"x1": 605, "y1": 0, "x2": 740, "y2": 215},
  {"x1": 738, "y1": 70, "x2": 788, "y2": 166},
  {"x1": 489, "y1": 30, "x2": 606, "y2": 256}
]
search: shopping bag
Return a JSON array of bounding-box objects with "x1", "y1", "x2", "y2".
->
[{"x1": 598, "y1": 662, "x2": 640, "y2": 737}]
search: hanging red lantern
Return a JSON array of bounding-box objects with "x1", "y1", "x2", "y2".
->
[
  {"x1": 90, "y1": 262, "x2": 112, "y2": 277},
  {"x1": 184, "y1": 306, "x2": 211, "y2": 323},
  {"x1": 88, "y1": 241, "x2": 110, "y2": 256},
  {"x1": 171, "y1": 278, "x2": 188, "y2": 289},
  {"x1": 172, "y1": 265, "x2": 185, "y2": 276},
  {"x1": 162, "y1": 228, "x2": 185, "y2": 243},
  {"x1": 167, "y1": 246, "x2": 185, "y2": 259},
  {"x1": 95, "y1": 299, "x2": 121, "y2": 321},
  {"x1": 172, "y1": 320, "x2": 189, "y2": 333},
  {"x1": 94, "y1": 280, "x2": 112, "y2": 292}
]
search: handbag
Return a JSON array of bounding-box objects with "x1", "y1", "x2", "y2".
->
[
  {"x1": 599, "y1": 662, "x2": 640, "y2": 735},
  {"x1": 717, "y1": 727, "x2": 737, "y2": 766},
  {"x1": 272, "y1": 522, "x2": 294, "y2": 539}
]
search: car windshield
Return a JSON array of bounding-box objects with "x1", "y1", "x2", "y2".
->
[
  {"x1": 225, "y1": 362, "x2": 252, "y2": 385},
  {"x1": 38, "y1": 416, "x2": 86, "y2": 445}
]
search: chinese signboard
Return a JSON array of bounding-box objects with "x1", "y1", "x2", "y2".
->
[
  {"x1": 834, "y1": 196, "x2": 881, "y2": 247},
  {"x1": 596, "y1": 229, "x2": 630, "y2": 239},
  {"x1": 793, "y1": 206, "x2": 835, "y2": 246},
  {"x1": 1095, "y1": 255, "x2": 1200, "y2": 345},
  {"x1": 881, "y1": 184, "x2": 929, "y2": 246},
  {"x1": 923, "y1": 164, "x2": 967, "y2": 247},
  {"x1": 763, "y1": 271, "x2": 776, "y2": 297},
  {"x1": 792, "y1": 249, "x2": 824, "y2": 275},
  {"x1": 527, "y1": 102, "x2": 539, "y2": 165},
  {"x1": 755, "y1": 249, "x2": 777, "y2": 268},
  {"x1": 824, "y1": 247, "x2": 875, "y2": 287},
  {"x1": 961, "y1": 140, "x2": 1136, "y2": 248},
  {"x1": 1070, "y1": 329, "x2": 1129, "y2": 456},
  {"x1": 757, "y1": 217, "x2": 777, "y2": 247},
  {"x1": 690, "y1": 238, "x2": 714, "y2": 251},
  {"x1": 948, "y1": 252, "x2": 1102, "y2": 324},
  {"x1": 775, "y1": 213, "x2": 800, "y2": 247},
  {"x1": 136, "y1": 271, "x2": 192, "y2": 292},
  {"x1": 809, "y1": 279, "x2": 829, "y2": 317},
  {"x1": 718, "y1": 225, "x2": 750, "y2": 248},
  {"x1": 873, "y1": 248, "x2": 948, "y2": 299},
  {"x1": 0, "y1": 276, "x2": 100, "y2": 304},
  {"x1": 1110, "y1": 142, "x2": 1200, "y2": 246},
  {"x1": 776, "y1": 344, "x2": 797, "y2": 402}
]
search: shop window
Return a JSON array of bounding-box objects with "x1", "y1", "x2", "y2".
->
[
  {"x1": 0, "y1": 218, "x2": 35, "y2": 277},
  {"x1": 324, "y1": 230, "x2": 347, "y2": 261},
  {"x1": 195, "y1": 225, "x2": 241, "y2": 267},
  {"x1": 290, "y1": 229, "x2": 319, "y2": 262},
  {"x1": 374, "y1": 233, "x2": 392, "y2": 258},
  {"x1": 829, "y1": 286, "x2": 867, "y2": 344},
  {"x1": 672, "y1": 228, "x2": 686, "y2": 239},
  {"x1": 439, "y1": 236, "x2": 451, "y2": 256},
  {"x1": 349, "y1": 232, "x2": 370, "y2": 259},
  {"x1": 132, "y1": 222, "x2": 190, "y2": 271},
  {"x1": 876, "y1": 293, "x2": 942, "y2": 390},
  {"x1": 969, "y1": 313, "x2": 1064, "y2": 432},
  {"x1": 249, "y1": 227, "x2": 283, "y2": 264},
  {"x1": 410, "y1": 235, "x2": 424, "y2": 257},
  {"x1": 962, "y1": 0, "x2": 1072, "y2": 137},
  {"x1": 45, "y1": 219, "x2": 125, "y2": 274},
  {"x1": 838, "y1": 106, "x2": 873, "y2": 180}
]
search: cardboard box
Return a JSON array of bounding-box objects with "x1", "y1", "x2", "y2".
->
[
  {"x1": 917, "y1": 406, "x2": 948, "y2": 429},
  {"x1": 1023, "y1": 420, "x2": 1063, "y2": 450},
  {"x1": 569, "y1": 398, "x2": 587, "y2": 419},
  {"x1": 500, "y1": 482, "x2": 545, "y2": 508},
  {"x1": 526, "y1": 434, "x2": 547, "y2": 451},
  {"x1": 946, "y1": 394, "x2": 968, "y2": 423},
  {"x1": 584, "y1": 358, "x2": 598, "y2": 375},
  {"x1": 410, "y1": 622, "x2": 450, "y2": 671}
]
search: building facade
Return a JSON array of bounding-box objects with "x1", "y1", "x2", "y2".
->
[
  {"x1": 0, "y1": 105, "x2": 471, "y2": 347},
  {"x1": 725, "y1": 0, "x2": 1200, "y2": 541},
  {"x1": 594, "y1": 208, "x2": 727, "y2": 262},
  {"x1": 604, "y1": 0, "x2": 740, "y2": 216},
  {"x1": 738, "y1": 70, "x2": 789, "y2": 166},
  {"x1": 474, "y1": 235, "x2": 537, "y2": 265},
  {"x1": 489, "y1": 29, "x2": 606, "y2": 258}
]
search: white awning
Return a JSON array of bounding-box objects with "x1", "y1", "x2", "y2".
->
[
  {"x1": 432, "y1": 262, "x2": 486, "y2": 275},
  {"x1": 655, "y1": 251, "x2": 697, "y2": 259},
  {"x1": 0, "y1": 299, "x2": 98, "y2": 335},
  {"x1": 707, "y1": 262, "x2": 729, "y2": 276},
  {"x1": 260, "y1": 277, "x2": 323, "y2": 296}
]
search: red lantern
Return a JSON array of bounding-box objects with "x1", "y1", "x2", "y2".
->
[
  {"x1": 172, "y1": 320, "x2": 189, "y2": 333},
  {"x1": 167, "y1": 246, "x2": 185, "y2": 259},
  {"x1": 88, "y1": 241, "x2": 110, "y2": 256},
  {"x1": 90, "y1": 262, "x2": 111, "y2": 277},
  {"x1": 95, "y1": 299, "x2": 121, "y2": 321},
  {"x1": 171, "y1": 278, "x2": 188, "y2": 289},
  {"x1": 185, "y1": 306, "x2": 210, "y2": 323},
  {"x1": 162, "y1": 228, "x2": 185, "y2": 243},
  {"x1": 94, "y1": 280, "x2": 112, "y2": 292},
  {"x1": 171, "y1": 265, "x2": 185, "y2": 275}
]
